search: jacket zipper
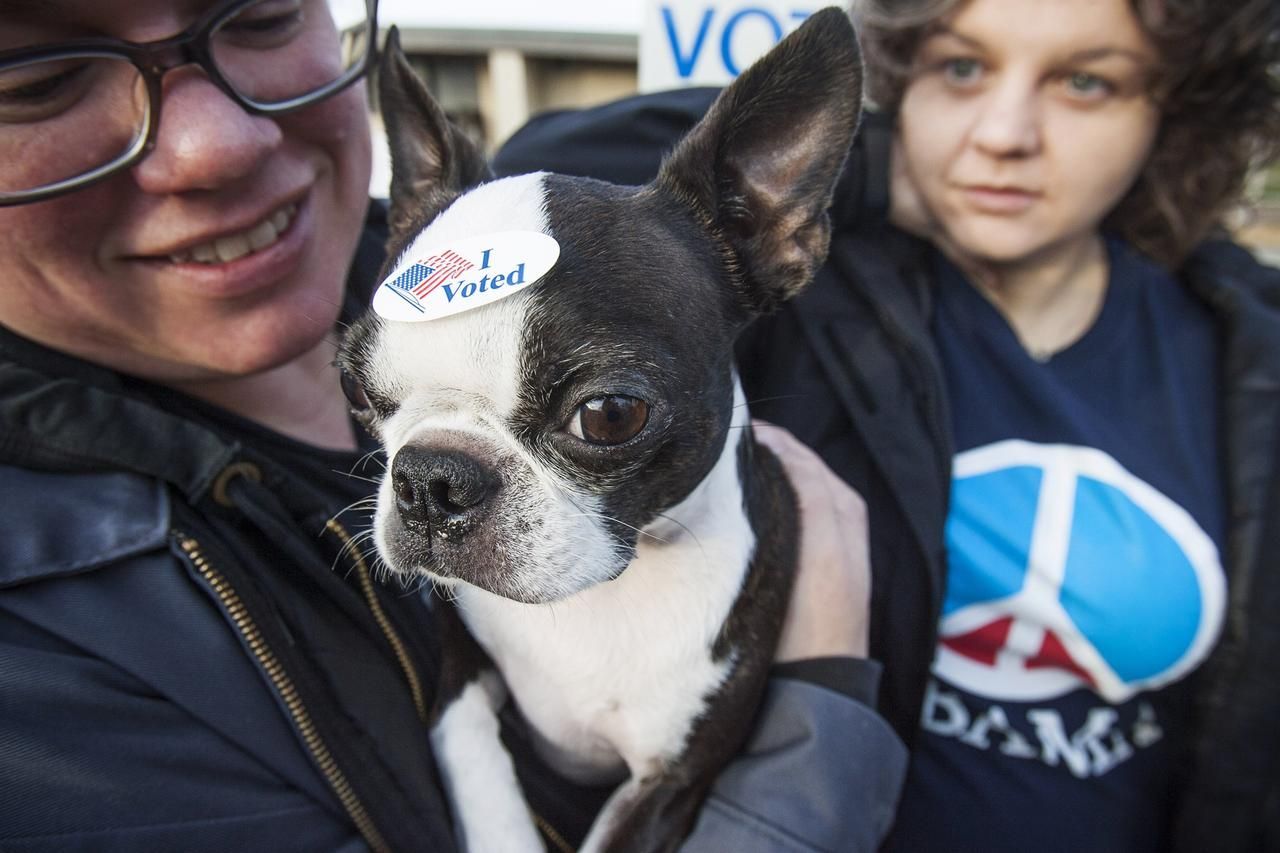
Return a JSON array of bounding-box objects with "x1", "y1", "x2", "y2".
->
[
  {"x1": 324, "y1": 519, "x2": 578, "y2": 853},
  {"x1": 175, "y1": 531, "x2": 393, "y2": 853},
  {"x1": 532, "y1": 812, "x2": 576, "y2": 853},
  {"x1": 324, "y1": 518, "x2": 428, "y2": 723}
]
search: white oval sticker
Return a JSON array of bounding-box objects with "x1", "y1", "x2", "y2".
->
[{"x1": 372, "y1": 230, "x2": 561, "y2": 323}]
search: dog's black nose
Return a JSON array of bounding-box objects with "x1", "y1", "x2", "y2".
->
[{"x1": 390, "y1": 446, "x2": 496, "y2": 536}]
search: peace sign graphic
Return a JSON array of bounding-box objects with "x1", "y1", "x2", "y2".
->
[{"x1": 934, "y1": 440, "x2": 1225, "y2": 705}]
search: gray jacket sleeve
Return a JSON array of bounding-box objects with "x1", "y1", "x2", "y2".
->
[{"x1": 682, "y1": 677, "x2": 907, "y2": 853}]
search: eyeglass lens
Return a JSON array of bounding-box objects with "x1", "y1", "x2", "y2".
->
[
  {"x1": 0, "y1": 0, "x2": 373, "y2": 201},
  {"x1": 0, "y1": 55, "x2": 150, "y2": 195},
  {"x1": 213, "y1": 0, "x2": 370, "y2": 108}
]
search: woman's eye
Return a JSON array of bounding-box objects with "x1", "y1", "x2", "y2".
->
[
  {"x1": 1064, "y1": 72, "x2": 1113, "y2": 99},
  {"x1": 339, "y1": 369, "x2": 372, "y2": 414},
  {"x1": 0, "y1": 64, "x2": 81, "y2": 103},
  {"x1": 218, "y1": 0, "x2": 305, "y2": 47},
  {"x1": 941, "y1": 57, "x2": 983, "y2": 86},
  {"x1": 0, "y1": 60, "x2": 95, "y2": 121},
  {"x1": 567, "y1": 396, "x2": 650, "y2": 446}
]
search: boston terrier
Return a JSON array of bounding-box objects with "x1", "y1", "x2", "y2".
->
[{"x1": 338, "y1": 10, "x2": 862, "y2": 851}]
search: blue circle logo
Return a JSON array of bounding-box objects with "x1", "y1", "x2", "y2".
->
[{"x1": 935, "y1": 440, "x2": 1225, "y2": 703}]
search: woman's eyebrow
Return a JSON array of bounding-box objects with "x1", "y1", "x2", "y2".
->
[
  {"x1": 927, "y1": 26, "x2": 1151, "y2": 66},
  {"x1": 926, "y1": 26, "x2": 986, "y2": 50},
  {"x1": 1, "y1": 0, "x2": 66, "y2": 27},
  {"x1": 1, "y1": 0, "x2": 61, "y2": 13},
  {"x1": 1063, "y1": 46, "x2": 1152, "y2": 65}
]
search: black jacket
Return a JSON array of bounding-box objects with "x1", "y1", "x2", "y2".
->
[
  {"x1": 0, "y1": 206, "x2": 457, "y2": 852},
  {"x1": 494, "y1": 88, "x2": 1280, "y2": 851},
  {"x1": 0, "y1": 197, "x2": 908, "y2": 852}
]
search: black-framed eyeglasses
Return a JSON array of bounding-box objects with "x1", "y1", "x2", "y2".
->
[{"x1": 0, "y1": 0, "x2": 378, "y2": 206}]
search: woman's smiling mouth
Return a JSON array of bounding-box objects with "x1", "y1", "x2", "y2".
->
[{"x1": 166, "y1": 202, "x2": 299, "y2": 265}]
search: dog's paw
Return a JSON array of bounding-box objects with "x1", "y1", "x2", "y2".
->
[{"x1": 432, "y1": 681, "x2": 542, "y2": 852}]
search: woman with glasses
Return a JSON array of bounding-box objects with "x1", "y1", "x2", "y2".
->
[{"x1": 0, "y1": 1, "x2": 904, "y2": 850}]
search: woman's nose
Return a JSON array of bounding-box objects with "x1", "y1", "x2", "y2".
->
[
  {"x1": 130, "y1": 66, "x2": 283, "y2": 195},
  {"x1": 969, "y1": 79, "x2": 1042, "y2": 158}
]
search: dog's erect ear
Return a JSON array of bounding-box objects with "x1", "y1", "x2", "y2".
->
[
  {"x1": 657, "y1": 8, "x2": 862, "y2": 315},
  {"x1": 378, "y1": 27, "x2": 491, "y2": 242}
]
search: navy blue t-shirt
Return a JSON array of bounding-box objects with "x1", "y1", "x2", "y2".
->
[{"x1": 886, "y1": 238, "x2": 1227, "y2": 853}]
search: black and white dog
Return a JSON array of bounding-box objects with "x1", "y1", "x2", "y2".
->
[{"x1": 338, "y1": 10, "x2": 862, "y2": 851}]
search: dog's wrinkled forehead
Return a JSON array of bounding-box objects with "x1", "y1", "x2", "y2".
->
[
  {"x1": 367, "y1": 171, "x2": 551, "y2": 424},
  {"x1": 524, "y1": 172, "x2": 743, "y2": 375}
]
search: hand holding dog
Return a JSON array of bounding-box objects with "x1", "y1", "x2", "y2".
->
[{"x1": 754, "y1": 422, "x2": 872, "y2": 661}]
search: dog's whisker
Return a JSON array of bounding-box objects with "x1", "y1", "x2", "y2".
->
[
  {"x1": 300, "y1": 293, "x2": 344, "y2": 314},
  {"x1": 346, "y1": 449, "x2": 387, "y2": 473},
  {"x1": 328, "y1": 497, "x2": 379, "y2": 525},
  {"x1": 561, "y1": 512, "x2": 671, "y2": 545},
  {"x1": 348, "y1": 530, "x2": 380, "y2": 557},
  {"x1": 652, "y1": 512, "x2": 709, "y2": 566},
  {"x1": 328, "y1": 525, "x2": 383, "y2": 576},
  {"x1": 653, "y1": 512, "x2": 698, "y2": 543},
  {"x1": 336, "y1": 471, "x2": 382, "y2": 486},
  {"x1": 738, "y1": 393, "x2": 809, "y2": 409},
  {"x1": 432, "y1": 576, "x2": 463, "y2": 603},
  {"x1": 334, "y1": 497, "x2": 373, "y2": 514},
  {"x1": 559, "y1": 495, "x2": 669, "y2": 546}
]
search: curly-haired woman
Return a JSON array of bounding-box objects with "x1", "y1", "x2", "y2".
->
[
  {"x1": 494, "y1": 0, "x2": 1280, "y2": 849},
  {"x1": 835, "y1": 1, "x2": 1280, "y2": 850}
]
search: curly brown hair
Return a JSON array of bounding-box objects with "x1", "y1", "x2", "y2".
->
[{"x1": 852, "y1": 0, "x2": 1280, "y2": 267}]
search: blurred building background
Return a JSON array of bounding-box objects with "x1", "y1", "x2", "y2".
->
[
  {"x1": 371, "y1": 0, "x2": 1280, "y2": 264},
  {"x1": 1238, "y1": 168, "x2": 1280, "y2": 266},
  {"x1": 370, "y1": 1, "x2": 815, "y2": 190},
  {"x1": 377, "y1": 0, "x2": 645, "y2": 154}
]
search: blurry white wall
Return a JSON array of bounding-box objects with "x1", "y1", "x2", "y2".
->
[{"x1": 370, "y1": 1, "x2": 835, "y2": 195}]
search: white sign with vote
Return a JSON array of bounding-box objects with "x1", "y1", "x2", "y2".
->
[{"x1": 639, "y1": 1, "x2": 817, "y2": 92}]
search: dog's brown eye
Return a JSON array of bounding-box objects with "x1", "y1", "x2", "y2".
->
[
  {"x1": 340, "y1": 369, "x2": 372, "y2": 413},
  {"x1": 569, "y1": 396, "x2": 649, "y2": 446}
]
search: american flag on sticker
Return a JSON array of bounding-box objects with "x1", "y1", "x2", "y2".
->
[
  {"x1": 388, "y1": 249, "x2": 476, "y2": 302},
  {"x1": 386, "y1": 262, "x2": 436, "y2": 302}
]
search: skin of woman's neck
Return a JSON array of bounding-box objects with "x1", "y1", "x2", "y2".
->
[
  {"x1": 952, "y1": 234, "x2": 1111, "y2": 360},
  {"x1": 168, "y1": 337, "x2": 358, "y2": 451}
]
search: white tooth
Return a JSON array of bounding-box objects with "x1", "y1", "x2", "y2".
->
[
  {"x1": 247, "y1": 218, "x2": 279, "y2": 251},
  {"x1": 178, "y1": 204, "x2": 294, "y2": 265},
  {"x1": 192, "y1": 243, "x2": 219, "y2": 263},
  {"x1": 214, "y1": 233, "x2": 252, "y2": 262}
]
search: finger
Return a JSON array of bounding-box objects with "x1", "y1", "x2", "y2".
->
[
  {"x1": 751, "y1": 419, "x2": 827, "y2": 474},
  {"x1": 752, "y1": 420, "x2": 866, "y2": 519}
]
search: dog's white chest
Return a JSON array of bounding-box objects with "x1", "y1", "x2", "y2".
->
[{"x1": 457, "y1": 426, "x2": 754, "y2": 781}]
